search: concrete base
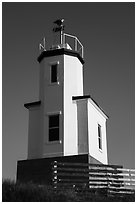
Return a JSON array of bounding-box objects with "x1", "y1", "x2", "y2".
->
[{"x1": 17, "y1": 154, "x2": 101, "y2": 185}]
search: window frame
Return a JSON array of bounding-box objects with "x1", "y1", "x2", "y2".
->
[
  {"x1": 98, "y1": 124, "x2": 102, "y2": 151},
  {"x1": 49, "y1": 61, "x2": 59, "y2": 84},
  {"x1": 47, "y1": 111, "x2": 61, "y2": 143}
]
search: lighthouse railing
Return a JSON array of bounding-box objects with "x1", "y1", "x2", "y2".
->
[{"x1": 63, "y1": 33, "x2": 84, "y2": 58}]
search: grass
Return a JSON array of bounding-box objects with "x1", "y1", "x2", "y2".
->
[
  {"x1": 2, "y1": 180, "x2": 79, "y2": 202},
  {"x1": 2, "y1": 179, "x2": 135, "y2": 202}
]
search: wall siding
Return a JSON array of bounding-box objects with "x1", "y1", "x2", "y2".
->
[
  {"x1": 28, "y1": 107, "x2": 42, "y2": 159},
  {"x1": 88, "y1": 100, "x2": 108, "y2": 164},
  {"x1": 64, "y1": 55, "x2": 83, "y2": 156}
]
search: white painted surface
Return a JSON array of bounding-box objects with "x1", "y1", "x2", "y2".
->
[
  {"x1": 64, "y1": 55, "x2": 83, "y2": 156},
  {"x1": 40, "y1": 55, "x2": 64, "y2": 157},
  {"x1": 28, "y1": 52, "x2": 84, "y2": 158},
  {"x1": 87, "y1": 99, "x2": 108, "y2": 164},
  {"x1": 27, "y1": 48, "x2": 108, "y2": 163},
  {"x1": 28, "y1": 107, "x2": 42, "y2": 159},
  {"x1": 76, "y1": 100, "x2": 89, "y2": 154},
  {"x1": 75, "y1": 98, "x2": 108, "y2": 164}
]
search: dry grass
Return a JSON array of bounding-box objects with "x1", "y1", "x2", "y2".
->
[{"x1": 2, "y1": 179, "x2": 135, "y2": 202}]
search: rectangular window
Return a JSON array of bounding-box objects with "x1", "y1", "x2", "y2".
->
[
  {"x1": 49, "y1": 114, "x2": 59, "y2": 141},
  {"x1": 98, "y1": 124, "x2": 102, "y2": 150},
  {"x1": 51, "y1": 64, "x2": 57, "y2": 83}
]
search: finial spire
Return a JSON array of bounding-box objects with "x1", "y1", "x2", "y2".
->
[{"x1": 53, "y1": 19, "x2": 65, "y2": 44}]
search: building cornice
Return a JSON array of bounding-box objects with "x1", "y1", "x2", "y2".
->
[
  {"x1": 37, "y1": 48, "x2": 85, "y2": 64},
  {"x1": 72, "y1": 95, "x2": 90, "y2": 101},
  {"x1": 72, "y1": 95, "x2": 109, "y2": 119},
  {"x1": 24, "y1": 101, "x2": 41, "y2": 109}
]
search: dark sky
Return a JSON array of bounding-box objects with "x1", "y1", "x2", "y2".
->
[{"x1": 2, "y1": 2, "x2": 135, "y2": 180}]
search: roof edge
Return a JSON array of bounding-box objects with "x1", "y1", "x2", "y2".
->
[
  {"x1": 72, "y1": 95, "x2": 90, "y2": 100},
  {"x1": 37, "y1": 48, "x2": 85, "y2": 64},
  {"x1": 24, "y1": 101, "x2": 41, "y2": 109},
  {"x1": 72, "y1": 95, "x2": 109, "y2": 119}
]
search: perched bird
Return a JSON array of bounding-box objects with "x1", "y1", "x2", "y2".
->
[{"x1": 53, "y1": 19, "x2": 64, "y2": 26}]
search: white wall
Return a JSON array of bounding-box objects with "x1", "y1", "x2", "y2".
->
[
  {"x1": 28, "y1": 52, "x2": 84, "y2": 158},
  {"x1": 76, "y1": 100, "x2": 89, "y2": 154},
  {"x1": 28, "y1": 107, "x2": 42, "y2": 159},
  {"x1": 87, "y1": 99, "x2": 108, "y2": 164},
  {"x1": 64, "y1": 55, "x2": 83, "y2": 156},
  {"x1": 41, "y1": 56, "x2": 64, "y2": 157},
  {"x1": 27, "y1": 51, "x2": 108, "y2": 163}
]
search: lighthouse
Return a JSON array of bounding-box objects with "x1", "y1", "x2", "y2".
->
[{"x1": 17, "y1": 20, "x2": 108, "y2": 184}]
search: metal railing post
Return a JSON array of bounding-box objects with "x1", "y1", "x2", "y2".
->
[
  {"x1": 75, "y1": 38, "x2": 77, "y2": 52},
  {"x1": 63, "y1": 33, "x2": 84, "y2": 59},
  {"x1": 63, "y1": 33, "x2": 65, "y2": 45}
]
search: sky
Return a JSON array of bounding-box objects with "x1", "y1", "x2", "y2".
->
[{"x1": 2, "y1": 2, "x2": 135, "y2": 180}]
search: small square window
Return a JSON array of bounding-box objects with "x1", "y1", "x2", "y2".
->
[
  {"x1": 51, "y1": 64, "x2": 58, "y2": 83},
  {"x1": 98, "y1": 124, "x2": 102, "y2": 150},
  {"x1": 49, "y1": 114, "x2": 59, "y2": 142}
]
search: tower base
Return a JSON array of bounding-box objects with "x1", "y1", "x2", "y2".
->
[{"x1": 17, "y1": 154, "x2": 101, "y2": 185}]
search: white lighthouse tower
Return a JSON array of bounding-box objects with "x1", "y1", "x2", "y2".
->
[
  {"x1": 17, "y1": 20, "x2": 108, "y2": 184},
  {"x1": 25, "y1": 19, "x2": 108, "y2": 163}
]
